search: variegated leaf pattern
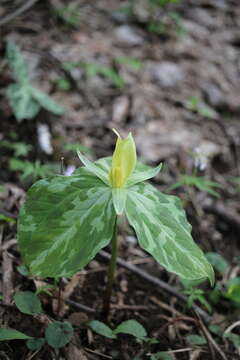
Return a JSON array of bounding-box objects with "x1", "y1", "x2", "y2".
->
[
  {"x1": 18, "y1": 168, "x2": 116, "y2": 278},
  {"x1": 125, "y1": 182, "x2": 214, "y2": 284}
]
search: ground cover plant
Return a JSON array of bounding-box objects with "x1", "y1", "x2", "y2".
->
[{"x1": 17, "y1": 130, "x2": 214, "y2": 316}]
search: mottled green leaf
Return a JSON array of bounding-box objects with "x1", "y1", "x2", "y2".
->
[
  {"x1": 6, "y1": 41, "x2": 30, "y2": 85},
  {"x1": 125, "y1": 182, "x2": 214, "y2": 284},
  {"x1": 88, "y1": 320, "x2": 116, "y2": 339},
  {"x1": 113, "y1": 320, "x2": 147, "y2": 338},
  {"x1": 112, "y1": 188, "x2": 127, "y2": 215},
  {"x1": 0, "y1": 328, "x2": 32, "y2": 341},
  {"x1": 45, "y1": 321, "x2": 73, "y2": 349},
  {"x1": 18, "y1": 169, "x2": 116, "y2": 278},
  {"x1": 31, "y1": 87, "x2": 64, "y2": 115},
  {"x1": 6, "y1": 84, "x2": 40, "y2": 121},
  {"x1": 14, "y1": 291, "x2": 43, "y2": 315}
]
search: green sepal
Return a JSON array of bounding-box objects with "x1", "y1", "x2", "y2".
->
[
  {"x1": 18, "y1": 168, "x2": 116, "y2": 278},
  {"x1": 127, "y1": 163, "x2": 162, "y2": 187},
  {"x1": 77, "y1": 151, "x2": 110, "y2": 186},
  {"x1": 125, "y1": 182, "x2": 214, "y2": 285}
]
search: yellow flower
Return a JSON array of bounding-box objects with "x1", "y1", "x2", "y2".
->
[{"x1": 109, "y1": 129, "x2": 136, "y2": 188}]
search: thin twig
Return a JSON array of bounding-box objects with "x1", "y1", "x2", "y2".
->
[
  {"x1": 195, "y1": 311, "x2": 228, "y2": 360},
  {"x1": 98, "y1": 250, "x2": 212, "y2": 322},
  {"x1": 65, "y1": 299, "x2": 96, "y2": 314},
  {"x1": 0, "y1": 0, "x2": 40, "y2": 27}
]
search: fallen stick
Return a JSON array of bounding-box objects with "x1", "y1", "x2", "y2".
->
[
  {"x1": 98, "y1": 250, "x2": 211, "y2": 323},
  {"x1": 0, "y1": 0, "x2": 39, "y2": 27}
]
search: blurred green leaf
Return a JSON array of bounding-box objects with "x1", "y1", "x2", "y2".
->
[
  {"x1": 187, "y1": 334, "x2": 207, "y2": 345},
  {"x1": 26, "y1": 338, "x2": 45, "y2": 351},
  {"x1": 224, "y1": 332, "x2": 240, "y2": 349},
  {"x1": 151, "y1": 352, "x2": 173, "y2": 360},
  {"x1": 88, "y1": 320, "x2": 116, "y2": 339},
  {"x1": 84, "y1": 63, "x2": 124, "y2": 89},
  {"x1": 0, "y1": 328, "x2": 32, "y2": 341},
  {"x1": 31, "y1": 87, "x2": 64, "y2": 115},
  {"x1": 45, "y1": 321, "x2": 73, "y2": 349},
  {"x1": 64, "y1": 143, "x2": 91, "y2": 153},
  {"x1": 113, "y1": 320, "x2": 147, "y2": 339},
  {"x1": 6, "y1": 41, "x2": 64, "y2": 121},
  {"x1": 224, "y1": 278, "x2": 240, "y2": 303},
  {"x1": 16, "y1": 265, "x2": 30, "y2": 276},
  {"x1": 54, "y1": 5, "x2": 80, "y2": 27},
  {"x1": 115, "y1": 56, "x2": 144, "y2": 71},
  {"x1": 206, "y1": 252, "x2": 229, "y2": 273},
  {"x1": 6, "y1": 41, "x2": 29, "y2": 84},
  {"x1": 14, "y1": 291, "x2": 43, "y2": 315},
  {"x1": 169, "y1": 174, "x2": 222, "y2": 197}
]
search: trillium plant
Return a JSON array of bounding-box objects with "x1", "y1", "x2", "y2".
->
[{"x1": 18, "y1": 130, "x2": 214, "y2": 315}]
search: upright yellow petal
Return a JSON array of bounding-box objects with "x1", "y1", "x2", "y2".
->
[{"x1": 110, "y1": 129, "x2": 137, "y2": 188}]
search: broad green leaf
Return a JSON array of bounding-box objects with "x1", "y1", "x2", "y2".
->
[
  {"x1": 6, "y1": 84, "x2": 40, "y2": 121},
  {"x1": 0, "y1": 328, "x2": 32, "y2": 341},
  {"x1": 125, "y1": 183, "x2": 214, "y2": 285},
  {"x1": 14, "y1": 291, "x2": 43, "y2": 315},
  {"x1": 18, "y1": 169, "x2": 116, "y2": 277},
  {"x1": 206, "y1": 252, "x2": 229, "y2": 273},
  {"x1": 45, "y1": 321, "x2": 73, "y2": 349},
  {"x1": 112, "y1": 188, "x2": 127, "y2": 215},
  {"x1": 88, "y1": 320, "x2": 116, "y2": 339},
  {"x1": 31, "y1": 87, "x2": 64, "y2": 115},
  {"x1": 77, "y1": 151, "x2": 110, "y2": 186},
  {"x1": 113, "y1": 320, "x2": 147, "y2": 338}
]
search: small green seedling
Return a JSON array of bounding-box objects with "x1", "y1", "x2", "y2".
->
[
  {"x1": 63, "y1": 61, "x2": 124, "y2": 89},
  {"x1": 18, "y1": 130, "x2": 214, "y2": 315},
  {"x1": 6, "y1": 41, "x2": 64, "y2": 121},
  {"x1": 169, "y1": 174, "x2": 222, "y2": 198},
  {"x1": 9, "y1": 159, "x2": 54, "y2": 181},
  {"x1": 186, "y1": 96, "x2": 216, "y2": 119},
  {"x1": 54, "y1": 4, "x2": 81, "y2": 27},
  {"x1": 0, "y1": 140, "x2": 32, "y2": 157},
  {"x1": 88, "y1": 319, "x2": 149, "y2": 341},
  {"x1": 0, "y1": 290, "x2": 73, "y2": 351}
]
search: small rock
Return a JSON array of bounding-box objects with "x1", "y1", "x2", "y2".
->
[
  {"x1": 202, "y1": 83, "x2": 226, "y2": 109},
  {"x1": 114, "y1": 25, "x2": 145, "y2": 46},
  {"x1": 149, "y1": 62, "x2": 184, "y2": 88}
]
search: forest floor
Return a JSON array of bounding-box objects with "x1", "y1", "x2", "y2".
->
[{"x1": 0, "y1": 0, "x2": 240, "y2": 359}]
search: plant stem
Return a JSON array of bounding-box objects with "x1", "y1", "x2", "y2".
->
[{"x1": 102, "y1": 216, "x2": 118, "y2": 318}]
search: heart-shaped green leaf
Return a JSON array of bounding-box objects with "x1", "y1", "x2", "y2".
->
[
  {"x1": 125, "y1": 182, "x2": 214, "y2": 285},
  {"x1": 18, "y1": 168, "x2": 116, "y2": 278}
]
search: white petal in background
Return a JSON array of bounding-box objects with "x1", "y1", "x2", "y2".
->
[{"x1": 37, "y1": 123, "x2": 53, "y2": 155}]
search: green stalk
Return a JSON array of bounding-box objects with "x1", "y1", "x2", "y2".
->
[{"x1": 102, "y1": 216, "x2": 118, "y2": 318}]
